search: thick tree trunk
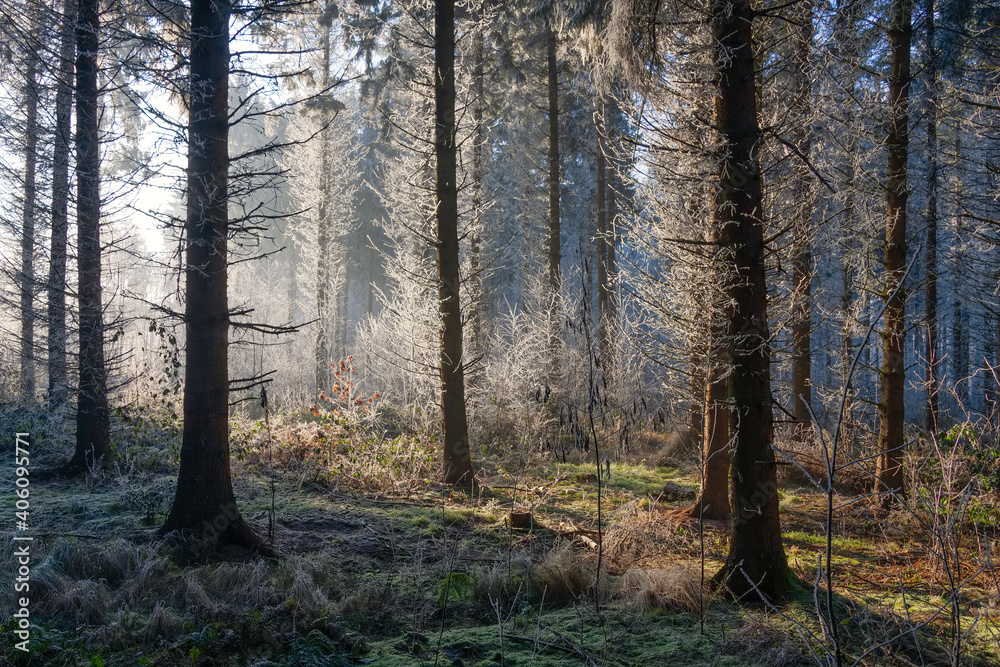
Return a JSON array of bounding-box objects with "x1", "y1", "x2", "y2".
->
[
  {"x1": 161, "y1": 0, "x2": 266, "y2": 555},
  {"x1": 48, "y1": 0, "x2": 77, "y2": 405},
  {"x1": 20, "y1": 19, "x2": 41, "y2": 400},
  {"x1": 923, "y1": 0, "x2": 939, "y2": 434},
  {"x1": 436, "y1": 0, "x2": 474, "y2": 486},
  {"x1": 72, "y1": 0, "x2": 111, "y2": 472},
  {"x1": 789, "y1": 2, "x2": 814, "y2": 440},
  {"x1": 711, "y1": 0, "x2": 790, "y2": 602},
  {"x1": 875, "y1": 0, "x2": 911, "y2": 502}
]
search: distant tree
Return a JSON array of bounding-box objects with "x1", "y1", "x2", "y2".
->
[
  {"x1": 17, "y1": 1, "x2": 42, "y2": 400},
  {"x1": 47, "y1": 0, "x2": 77, "y2": 405}
]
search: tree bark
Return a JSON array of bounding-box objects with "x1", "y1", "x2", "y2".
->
[
  {"x1": 875, "y1": 0, "x2": 912, "y2": 502},
  {"x1": 688, "y1": 288, "x2": 731, "y2": 523},
  {"x1": 789, "y1": 1, "x2": 814, "y2": 441},
  {"x1": 161, "y1": 0, "x2": 267, "y2": 555},
  {"x1": 436, "y1": 0, "x2": 474, "y2": 486},
  {"x1": 923, "y1": 0, "x2": 939, "y2": 434},
  {"x1": 48, "y1": 0, "x2": 77, "y2": 405},
  {"x1": 72, "y1": 0, "x2": 112, "y2": 472},
  {"x1": 711, "y1": 0, "x2": 791, "y2": 602},
  {"x1": 19, "y1": 4, "x2": 42, "y2": 400}
]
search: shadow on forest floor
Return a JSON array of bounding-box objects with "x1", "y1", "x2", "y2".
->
[{"x1": 1, "y1": 404, "x2": 999, "y2": 666}]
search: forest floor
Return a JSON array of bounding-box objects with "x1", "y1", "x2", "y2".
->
[{"x1": 2, "y1": 403, "x2": 1000, "y2": 666}]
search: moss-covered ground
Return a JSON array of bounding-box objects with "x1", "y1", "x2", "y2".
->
[{"x1": 1, "y1": 404, "x2": 998, "y2": 666}]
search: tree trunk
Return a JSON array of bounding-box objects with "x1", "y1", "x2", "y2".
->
[
  {"x1": 436, "y1": 0, "x2": 474, "y2": 486},
  {"x1": 604, "y1": 98, "x2": 620, "y2": 360},
  {"x1": 315, "y1": 13, "x2": 333, "y2": 393},
  {"x1": 72, "y1": 0, "x2": 111, "y2": 472},
  {"x1": 546, "y1": 20, "x2": 561, "y2": 295},
  {"x1": 334, "y1": 260, "x2": 349, "y2": 360},
  {"x1": 48, "y1": 0, "x2": 77, "y2": 405},
  {"x1": 875, "y1": 0, "x2": 912, "y2": 502},
  {"x1": 545, "y1": 18, "x2": 562, "y2": 389},
  {"x1": 923, "y1": 0, "x2": 939, "y2": 434},
  {"x1": 161, "y1": 0, "x2": 267, "y2": 555},
  {"x1": 711, "y1": 0, "x2": 790, "y2": 602},
  {"x1": 596, "y1": 110, "x2": 609, "y2": 365},
  {"x1": 19, "y1": 4, "x2": 42, "y2": 400},
  {"x1": 469, "y1": 7, "x2": 485, "y2": 358},
  {"x1": 789, "y1": 1, "x2": 814, "y2": 441},
  {"x1": 688, "y1": 288, "x2": 731, "y2": 523}
]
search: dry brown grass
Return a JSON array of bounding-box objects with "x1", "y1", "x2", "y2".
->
[
  {"x1": 602, "y1": 499, "x2": 698, "y2": 568},
  {"x1": 532, "y1": 541, "x2": 600, "y2": 606},
  {"x1": 616, "y1": 565, "x2": 705, "y2": 613},
  {"x1": 720, "y1": 613, "x2": 811, "y2": 667}
]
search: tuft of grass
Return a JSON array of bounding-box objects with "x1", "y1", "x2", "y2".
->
[
  {"x1": 532, "y1": 541, "x2": 597, "y2": 606},
  {"x1": 721, "y1": 613, "x2": 810, "y2": 667},
  {"x1": 141, "y1": 603, "x2": 185, "y2": 643},
  {"x1": 617, "y1": 566, "x2": 705, "y2": 614}
]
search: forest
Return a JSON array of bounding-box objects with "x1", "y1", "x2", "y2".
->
[{"x1": 1, "y1": 0, "x2": 1000, "y2": 664}]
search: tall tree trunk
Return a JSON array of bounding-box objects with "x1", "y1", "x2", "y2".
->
[
  {"x1": 596, "y1": 109, "x2": 609, "y2": 365},
  {"x1": 72, "y1": 0, "x2": 111, "y2": 471},
  {"x1": 876, "y1": 0, "x2": 912, "y2": 502},
  {"x1": 545, "y1": 18, "x2": 562, "y2": 389},
  {"x1": 469, "y1": 6, "x2": 485, "y2": 358},
  {"x1": 546, "y1": 20, "x2": 561, "y2": 296},
  {"x1": 19, "y1": 6, "x2": 42, "y2": 400},
  {"x1": 790, "y1": 1, "x2": 814, "y2": 440},
  {"x1": 688, "y1": 268, "x2": 732, "y2": 523},
  {"x1": 48, "y1": 0, "x2": 77, "y2": 405},
  {"x1": 923, "y1": 0, "x2": 939, "y2": 433},
  {"x1": 604, "y1": 100, "x2": 619, "y2": 361},
  {"x1": 711, "y1": 0, "x2": 790, "y2": 602},
  {"x1": 315, "y1": 12, "x2": 333, "y2": 393},
  {"x1": 161, "y1": 0, "x2": 266, "y2": 554},
  {"x1": 436, "y1": 0, "x2": 473, "y2": 486}
]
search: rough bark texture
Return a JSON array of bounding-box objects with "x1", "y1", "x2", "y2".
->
[
  {"x1": 48, "y1": 0, "x2": 77, "y2": 405},
  {"x1": 875, "y1": 0, "x2": 911, "y2": 502},
  {"x1": 20, "y1": 15, "x2": 41, "y2": 400},
  {"x1": 789, "y1": 1, "x2": 813, "y2": 440},
  {"x1": 72, "y1": 0, "x2": 111, "y2": 472},
  {"x1": 923, "y1": 0, "x2": 939, "y2": 434},
  {"x1": 161, "y1": 0, "x2": 266, "y2": 555},
  {"x1": 711, "y1": 0, "x2": 791, "y2": 602},
  {"x1": 436, "y1": 0, "x2": 474, "y2": 486}
]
